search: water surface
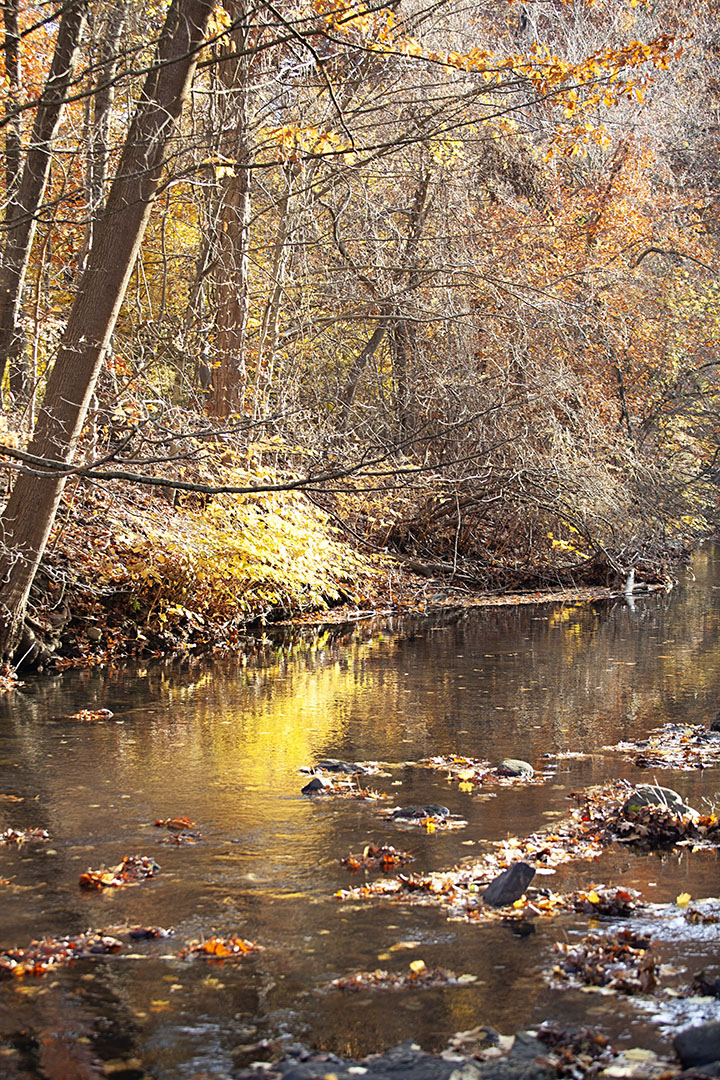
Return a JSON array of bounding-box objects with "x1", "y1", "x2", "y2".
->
[{"x1": 1, "y1": 546, "x2": 719, "y2": 1076}]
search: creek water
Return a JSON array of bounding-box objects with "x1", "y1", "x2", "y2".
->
[{"x1": 1, "y1": 546, "x2": 720, "y2": 1078}]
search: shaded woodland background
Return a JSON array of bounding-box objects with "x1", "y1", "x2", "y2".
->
[{"x1": 1, "y1": 0, "x2": 719, "y2": 662}]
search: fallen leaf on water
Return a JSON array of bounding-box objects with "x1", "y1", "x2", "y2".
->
[
  {"x1": 676, "y1": 892, "x2": 691, "y2": 907},
  {"x1": 0, "y1": 827, "x2": 50, "y2": 846},
  {"x1": 180, "y1": 936, "x2": 259, "y2": 960},
  {"x1": 154, "y1": 816, "x2": 195, "y2": 831},
  {"x1": 409, "y1": 959, "x2": 427, "y2": 974},
  {"x1": 78, "y1": 855, "x2": 160, "y2": 890},
  {"x1": 0, "y1": 931, "x2": 123, "y2": 976},
  {"x1": 68, "y1": 708, "x2": 114, "y2": 722}
]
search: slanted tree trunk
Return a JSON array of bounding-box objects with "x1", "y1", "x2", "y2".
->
[
  {"x1": 0, "y1": 0, "x2": 89, "y2": 403},
  {"x1": 0, "y1": 0, "x2": 214, "y2": 663}
]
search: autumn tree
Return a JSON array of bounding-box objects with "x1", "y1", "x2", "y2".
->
[
  {"x1": 0, "y1": 0, "x2": 88, "y2": 402},
  {"x1": 0, "y1": 0, "x2": 215, "y2": 661}
]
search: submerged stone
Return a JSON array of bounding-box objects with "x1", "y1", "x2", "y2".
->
[
  {"x1": 251, "y1": 1038, "x2": 555, "y2": 1080},
  {"x1": 391, "y1": 804, "x2": 450, "y2": 820},
  {"x1": 483, "y1": 862, "x2": 536, "y2": 908},
  {"x1": 317, "y1": 759, "x2": 369, "y2": 774},
  {"x1": 674, "y1": 1021, "x2": 720, "y2": 1068},
  {"x1": 496, "y1": 759, "x2": 534, "y2": 778}
]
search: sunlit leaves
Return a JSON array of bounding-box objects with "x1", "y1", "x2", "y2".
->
[
  {"x1": 78, "y1": 855, "x2": 161, "y2": 890},
  {"x1": 180, "y1": 936, "x2": 259, "y2": 959},
  {"x1": 0, "y1": 932, "x2": 123, "y2": 978}
]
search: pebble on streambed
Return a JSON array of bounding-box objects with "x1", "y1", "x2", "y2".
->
[{"x1": 232, "y1": 1023, "x2": 719, "y2": 1080}]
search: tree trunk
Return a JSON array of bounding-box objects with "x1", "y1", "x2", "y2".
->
[
  {"x1": 336, "y1": 322, "x2": 388, "y2": 432},
  {"x1": 77, "y1": 0, "x2": 127, "y2": 273},
  {"x1": 209, "y1": 0, "x2": 250, "y2": 419},
  {"x1": 0, "y1": 0, "x2": 89, "y2": 402},
  {"x1": 391, "y1": 172, "x2": 431, "y2": 442},
  {"x1": 2, "y1": 0, "x2": 22, "y2": 220},
  {"x1": 253, "y1": 166, "x2": 295, "y2": 417},
  {"x1": 0, "y1": 0, "x2": 214, "y2": 662}
]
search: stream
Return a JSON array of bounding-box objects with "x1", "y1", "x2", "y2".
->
[{"x1": 1, "y1": 545, "x2": 719, "y2": 1078}]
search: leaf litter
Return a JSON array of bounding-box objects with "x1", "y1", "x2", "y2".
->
[
  {"x1": 335, "y1": 780, "x2": 718, "y2": 917},
  {"x1": 551, "y1": 928, "x2": 659, "y2": 995},
  {"x1": 179, "y1": 936, "x2": 260, "y2": 960},
  {"x1": 78, "y1": 854, "x2": 160, "y2": 889},
  {"x1": 329, "y1": 960, "x2": 477, "y2": 993},
  {"x1": 0, "y1": 827, "x2": 50, "y2": 845},
  {"x1": 0, "y1": 926, "x2": 262, "y2": 979},
  {"x1": 602, "y1": 721, "x2": 720, "y2": 770},
  {"x1": 417, "y1": 755, "x2": 546, "y2": 792},
  {"x1": 67, "y1": 708, "x2": 114, "y2": 722},
  {"x1": 153, "y1": 815, "x2": 202, "y2": 843},
  {"x1": 341, "y1": 843, "x2": 415, "y2": 872},
  {"x1": 0, "y1": 931, "x2": 124, "y2": 978}
]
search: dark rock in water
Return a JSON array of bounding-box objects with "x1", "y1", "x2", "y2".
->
[
  {"x1": 496, "y1": 759, "x2": 534, "y2": 778},
  {"x1": 391, "y1": 804, "x2": 450, "y2": 820},
  {"x1": 507, "y1": 1033, "x2": 547, "y2": 1064},
  {"x1": 241, "y1": 1038, "x2": 554, "y2": 1080},
  {"x1": 623, "y1": 783, "x2": 695, "y2": 818},
  {"x1": 483, "y1": 862, "x2": 535, "y2": 907},
  {"x1": 675, "y1": 1065, "x2": 720, "y2": 1078},
  {"x1": 711, "y1": 713, "x2": 720, "y2": 732},
  {"x1": 691, "y1": 970, "x2": 720, "y2": 998},
  {"x1": 301, "y1": 776, "x2": 332, "y2": 795},
  {"x1": 504, "y1": 919, "x2": 536, "y2": 938},
  {"x1": 317, "y1": 758, "x2": 369, "y2": 774},
  {"x1": 674, "y1": 1021, "x2": 720, "y2": 1068}
]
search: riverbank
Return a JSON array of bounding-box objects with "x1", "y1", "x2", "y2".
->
[{"x1": 14, "y1": 471, "x2": 686, "y2": 672}]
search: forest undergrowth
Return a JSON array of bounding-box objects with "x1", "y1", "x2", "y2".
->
[{"x1": 14, "y1": 430, "x2": 701, "y2": 673}]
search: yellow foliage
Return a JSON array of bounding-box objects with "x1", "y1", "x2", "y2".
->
[{"x1": 110, "y1": 470, "x2": 373, "y2": 621}]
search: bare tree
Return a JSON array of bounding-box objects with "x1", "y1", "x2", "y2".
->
[{"x1": 0, "y1": 0, "x2": 89, "y2": 402}]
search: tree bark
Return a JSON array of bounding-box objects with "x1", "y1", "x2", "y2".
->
[
  {"x1": 209, "y1": 0, "x2": 251, "y2": 418},
  {"x1": 2, "y1": 0, "x2": 22, "y2": 220},
  {"x1": 0, "y1": 0, "x2": 89, "y2": 402},
  {"x1": 78, "y1": 0, "x2": 128, "y2": 274},
  {"x1": 337, "y1": 322, "x2": 389, "y2": 432},
  {"x1": 0, "y1": 0, "x2": 214, "y2": 662}
]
